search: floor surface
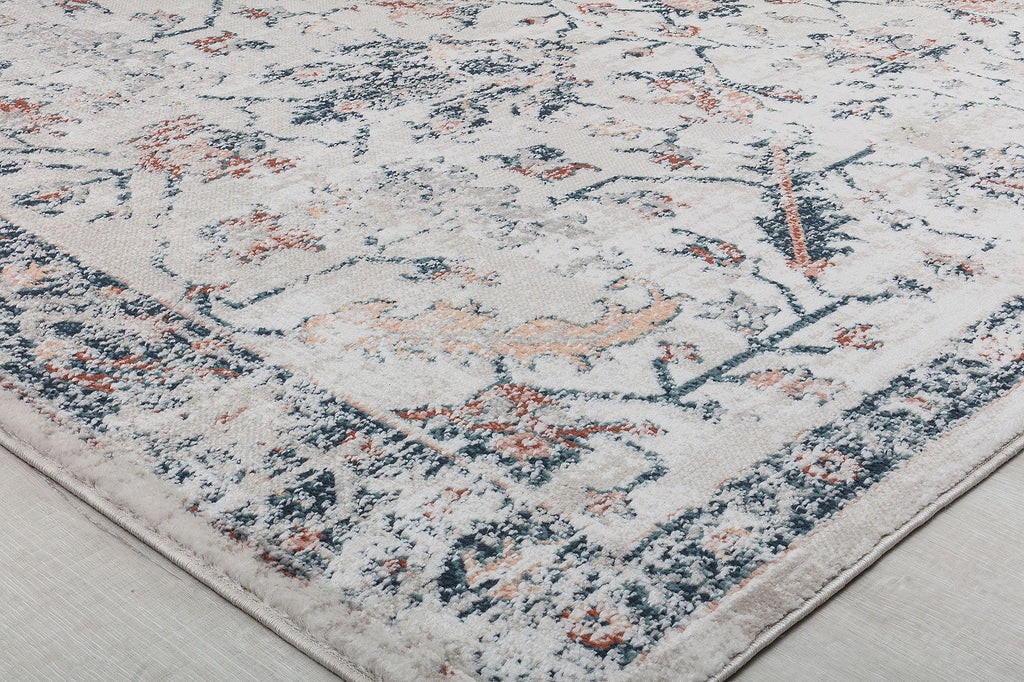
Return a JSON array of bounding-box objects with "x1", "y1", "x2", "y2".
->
[{"x1": 1, "y1": 443, "x2": 1021, "y2": 681}]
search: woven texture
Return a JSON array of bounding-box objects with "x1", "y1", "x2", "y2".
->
[{"x1": 1, "y1": 1, "x2": 1023, "y2": 680}]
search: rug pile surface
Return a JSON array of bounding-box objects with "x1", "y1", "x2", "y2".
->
[{"x1": 1, "y1": 0, "x2": 1023, "y2": 679}]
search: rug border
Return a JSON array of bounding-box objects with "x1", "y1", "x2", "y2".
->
[
  {"x1": 2, "y1": 335, "x2": 1023, "y2": 682},
  {"x1": 4, "y1": 405, "x2": 1021, "y2": 682},
  {"x1": 711, "y1": 426, "x2": 1024, "y2": 681},
  {"x1": 0, "y1": 419, "x2": 368, "y2": 682}
]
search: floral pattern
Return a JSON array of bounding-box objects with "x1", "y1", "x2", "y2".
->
[{"x1": 1, "y1": 0, "x2": 1023, "y2": 679}]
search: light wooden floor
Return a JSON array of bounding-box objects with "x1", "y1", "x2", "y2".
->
[{"x1": 1, "y1": 444, "x2": 1021, "y2": 681}]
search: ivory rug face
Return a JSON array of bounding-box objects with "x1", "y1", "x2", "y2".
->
[{"x1": 1, "y1": 0, "x2": 1023, "y2": 679}]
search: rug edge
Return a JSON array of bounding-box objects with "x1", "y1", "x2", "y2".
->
[
  {"x1": 0, "y1": 417, "x2": 373, "y2": 682},
  {"x1": 3, "y1": 366, "x2": 1022, "y2": 682},
  {"x1": 7, "y1": 409, "x2": 1019, "y2": 682},
  {"x1": 710, "y1": 426, "x2": 1024, "y2": 682}
]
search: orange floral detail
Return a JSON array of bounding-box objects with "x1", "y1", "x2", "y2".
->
[
  {"x1": 235, "y1": 7, "x2": 270, "y2": 18},
  {"x1": 192, "y1": 31, "x2": 235, "y2": 54},
  {"x1": 131, "y1": 115, "x2": 296, "y2": 182},
  {"x1": 461, "y1": 539, "x2": 544, "y2": 600},
  {"x1": 748, "y1": 368, "x2": 843, "y2": 402},
  {"x1": 0, "y1": 97, "x2": 72, "y2": 134},
  {"x1": 302, "y1": 279, "x2": 681, "y2": 369},
  {"x1": 771, "y1": 143, "x2": 833, "y2": 278},
  {"x1": 834, "y1": 324, "x2": 882, "y2": 349},
  {"x1": 585, "y1": 490, "x2": 628, "y2": 516},
  {"x1": 281, "y1": 527, "x2": 324, "y2": 552},
  {"x1": 565, "y1": 607, "x2": 629, "y2": 651},
  {"x1": 796, "y1": 448, "x2": 863, "y2": 484}
]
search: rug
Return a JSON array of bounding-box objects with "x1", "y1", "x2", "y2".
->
[{"x1": 1, "y1": 0, "x2": 1023, "y2": 679}]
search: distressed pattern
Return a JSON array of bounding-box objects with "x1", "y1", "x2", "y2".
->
[{"x1": 1, "y1": 0, "x2": 1023, "y2": 679}]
